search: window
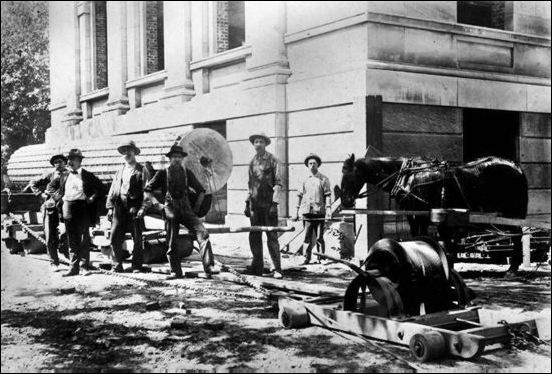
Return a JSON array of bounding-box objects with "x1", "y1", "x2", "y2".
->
[
  {"x1": 92, "y1": 1, "x2": 108, "y2": 89},
  {"x1": 216, "y1": 1, "x2": 245, "y2": 53},
  {"x1": 457, "y1": 1, "x2": 509, "y2": 31},
  {"x1": 145, "y1": 1, "x2": 164, "y2": 74}
]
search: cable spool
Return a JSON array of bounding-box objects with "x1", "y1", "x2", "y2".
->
[{"x1": 344, "y1": 237, "x2": 455, "y2": 316}]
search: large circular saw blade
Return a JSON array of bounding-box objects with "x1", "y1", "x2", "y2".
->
[{"x1": 178, "y1": 128, "x2": 233, "y2": 194}]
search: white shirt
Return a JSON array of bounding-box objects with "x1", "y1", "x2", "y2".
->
[
  {"x1": 63, "y1": 168, "x2": 86, "y2": 201},
  {"x1": 120, "y1": 163, "x2": 135, "y2": 196},
  {"x1": 298, "y1": 172, "x2": 331, "y2": 215}
]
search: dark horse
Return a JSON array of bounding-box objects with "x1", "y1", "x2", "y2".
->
[{"x1": 337, "y1": 154, "x2": 528, "y2": 273}]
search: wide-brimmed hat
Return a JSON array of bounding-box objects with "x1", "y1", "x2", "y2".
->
[
  {"x1": 117, "y1": 140, "x2": 141, "y2": 155},
  {"x1": 67, "y1": 148, "x2": 84, "y2": 160},
  {"x1": 165, "y1": 145, "x2": 188, "y2": 158},
  {"x1": 304, "y1": 153, "x2": 322, "y2": 166},
  {"x1": 49, "y1": 153, "x2": 68, "y2": 166},
  {"x1": 249, "y1": 133, "x2": 271, "y2": 145}
]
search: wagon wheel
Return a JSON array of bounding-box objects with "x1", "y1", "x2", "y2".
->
[
  {"x1": 409, "y1": 332, "x2": 446, "y2": 362},
  {"x1": 448, "y1": 269, "x2": 473, "y2": 308},
  {"x1": 344, "y1": 274, "x2": 404, "y2": 316}
]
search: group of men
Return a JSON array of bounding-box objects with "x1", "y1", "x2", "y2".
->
[{"x1": 28, "y1": 132, "x2": 334, "y2": 280}]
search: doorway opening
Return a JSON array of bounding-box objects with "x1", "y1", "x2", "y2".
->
[{"x1": 463, "y1": 108, "x2": 519, "y2": 163}]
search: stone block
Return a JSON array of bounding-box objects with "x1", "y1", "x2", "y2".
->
[
  {"x1": 366, "y1": 69, "x2": 458, "y2": 107},
  {"x1": 520, "y1": 138, "x2": 551, "y2": 162},
  {"x1": 527, "y1": 85, "x2": 551, "y2": 113},
  {"x1": 522, "y1": 163, "x2": 551, "y2": 189},
  {"x1": 404, "y1": 28, "x2": 456, "y2": 67},
  {"x1": 514, "y1": 44, "x2": 551, "y2": 78},
  {"x1": 458, "y1": 39, "x2": 513, "y2": 68},
  {"x1": 226, "y1": 114, "x2": 278, "y2": 141},
  {"x1": 367, "y1": 23, "x2": 405, "y2": 63},
  {"x1": 287, "y1": 26, "x2": 366, "y2": 82},
  {"x1": 287, "y1": 69, "x2": 366, "y2": 111},
  {"x1": 288, "y1": 133, "x2": 354, "y2": 164},
  {"x1": 528, "y1": 189, "x2": 551, "y2": 215},
  {"x1": 458, "y1": 78, "x2": 526, "y2": 111},
  {"x1": 288, "y1": 105, "x2": 353, "y2": 137},
  {"x1": 521, "y1": 113, "x2": 551, "y2": 137}
]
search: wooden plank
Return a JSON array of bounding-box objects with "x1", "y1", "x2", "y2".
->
[
  {"x1": 383, "y1": 133, "x2": 463, "y2": 162},
  {"x1": 520, "y1": 138, "x2": 551, "y2": 163},
  {"x1": 522, "y1": 163, "x2": 551, "y2": 189},
  {"x1": 521, "y1": 112, "x2": 551, "y2": 137},
  {"x1": 469, "y1": 214, "x2": 551, "y2": 230},
  {"x1": 366, "y1": 95, "x2": 384, "y2": 249},
  {"x1": 342, "y1": 209, "x2": 430, "y2": 216},
  {"x1": 212, "y1": 273, "x2": 343, "y2": 297},
  {"x1": 383, "y1": 103, "x2": 462, "y2": 134}
]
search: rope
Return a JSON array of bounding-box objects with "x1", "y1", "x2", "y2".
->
[{"x1": 7, "y1": 212, "x2": 268, "y2": 299}]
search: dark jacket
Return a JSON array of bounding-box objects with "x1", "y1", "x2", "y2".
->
[
  {"x1": 30, "y1": 169, "x2": 67, "y2": 196},
  {"x1": 106, "y1": 163, "x2": 150, "y2": 210},
  {"x1": 46, "y1": 169, "x2": 106, "y2": 226},
  {"x1": 144, "y1": 166, "x2": 205, "y2": 199}
]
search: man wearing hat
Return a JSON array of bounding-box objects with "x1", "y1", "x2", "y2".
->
[
  {"x1": 144, "y1": 144, "x2": 218, "y2": 279},
  {"x1": 29, "y1": 153, "x2": 69, "y2": 270},
  {"x1": 244, "y1": 133, "x2": 283, "y2": 278},
  {"x1": 47, "y1": 148, "x2": 105, "y2": 276},
  {"x1": 293, "y1": 154, "x2": 332, "y2": 264},
  {"x1": 106, "y1": 140, "x2": 150, "y2": 273}
]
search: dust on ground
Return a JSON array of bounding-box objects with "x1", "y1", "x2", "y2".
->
[{"x1": 1, "y1": 233, "x2": 551, "y2": 373}]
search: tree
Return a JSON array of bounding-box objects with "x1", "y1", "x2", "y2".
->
[{"x1": 1, "y1": 1, "x2": 50, "y2": 170}]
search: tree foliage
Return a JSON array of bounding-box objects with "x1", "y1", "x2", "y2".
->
[{"x1": 1, "y1": 1, "x2": 50, "y2": 169}]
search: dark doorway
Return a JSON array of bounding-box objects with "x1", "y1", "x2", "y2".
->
[
  {"x1": 463, "y1": 108, "x2": 519, "y2": 163},
  {"x1": 194, "y1": 121, "x2": 227, "y2": 224}
]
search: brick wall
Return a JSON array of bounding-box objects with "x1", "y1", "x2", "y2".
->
[
  {"x1": 490, "y1": 1, "x2": 505, "y2": 30},
  {"x1": 216, "y1": 1, "x2": 229, "y2": 53},
  {"x1": 145, "y1": 1, "x2": 164, "y2": 75},
  {"x1": 94, "y1": 1, "x2": 108, "y2": 89},
  {"x1": 458, "y1": 1, "x2": 506, "y2": 30}
]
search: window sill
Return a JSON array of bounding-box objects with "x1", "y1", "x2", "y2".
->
[
  {"x1": 80, "y1": 87, "x2": 109, "y2": 102},
  {"x1": 125, "y1": 70, "x2": 167, "y2": 89},
  {"x1": 190, "y1": 45, "x2": 251, "y2": 71}
]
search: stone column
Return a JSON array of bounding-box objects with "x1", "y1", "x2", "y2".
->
[
  {"x1": 243, "y1": 1, "x2": 291, "y2": 88},
  {"x1": 161, "y1": 1, "x2": 195, "y2": 103},
  {"x1": 104, "y1": 1, "x2": 130, "y2": 115},
  {"x1": 63, "y1": 2, "x2": 84, "y2": 126},
  {"x1": 126, "y1": 0, "x2": 142, "y2": 109},
  {"x1": 242, "y1": 2, "x2": 291, "y2": 217}
]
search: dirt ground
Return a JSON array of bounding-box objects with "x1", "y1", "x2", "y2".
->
[{"x1": 1, "y1": 233, "x2": 551, "y2": 373}]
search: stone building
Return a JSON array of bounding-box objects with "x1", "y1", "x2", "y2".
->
[{"x1": 46, "y1": 1, "x2": 550, "y2": 251}]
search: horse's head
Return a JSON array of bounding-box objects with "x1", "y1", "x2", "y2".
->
[
  {"x1": 336, "y1": 154, "x2": 365, "y2": 208},
  {"x1": 336, "y1": 155, "x2": 404, "y2": 208}
]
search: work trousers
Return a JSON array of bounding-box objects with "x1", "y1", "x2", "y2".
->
[
  {"x1": 302, "y1": 214, "x2": 325, "y2": 263},
  {"x1": 43, "y1": 207, "x2": 61, "y2": 265},
  {"x1": 110, "y1": 200, "x2": 144, "y2": 269},
  {"x1": 165, "y1": 197, "x2": 213, "y2": 276},
  {"x1": 63, "y1": 200, "x2": 91, "y2": 273},
  {"x1": 249, "y1": 206, "x2": 281, "y2": 274}
]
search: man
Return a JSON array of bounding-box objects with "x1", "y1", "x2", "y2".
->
[
  {"x1": 29, "y1": 154, "x2": 70, "y2": 269},
  {"x1": 106, "y1": 141, "x2": 150, "y2": 273},
  {"x1": 144, "y1": 145, "x2": 218, "y2": 279},
  {"x1": 244, "y1": 132, "x2": 283, "y2": 279},
  {"x1": 293, "y1": 154, "x2": 332, "y2": 265},
  {"x1": 47, "y1": 149, "x2": 105, "y2": 277}
]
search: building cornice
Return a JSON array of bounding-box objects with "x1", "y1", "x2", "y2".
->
[{"x1": 285, "y1": 11, "x2": 551, "y2": 48}]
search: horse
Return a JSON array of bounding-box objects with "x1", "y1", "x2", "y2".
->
[{"x1": 336, "y1": 154, "x2": 529, "y2": 273}]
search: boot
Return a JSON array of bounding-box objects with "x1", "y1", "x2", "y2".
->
[
  {"x1": 167, "y1": 254, "x2": 183, "y2": 278},
  {"x1": 199, "y1": 240, "x2": 215, "y2": 274}
]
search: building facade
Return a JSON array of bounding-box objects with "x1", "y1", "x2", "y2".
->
[{"x1": 47, "y1": 1, "x2": 551, "y2": 251}]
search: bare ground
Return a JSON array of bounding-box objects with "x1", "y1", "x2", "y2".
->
[{"x1": 1, "y1": 234, "x2": 551, "y2": 373}]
